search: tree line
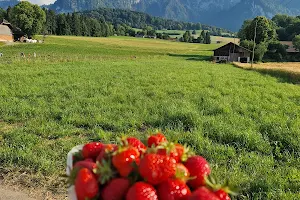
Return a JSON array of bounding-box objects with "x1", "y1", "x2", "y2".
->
[
  {"x1": 238, "y1": 15, "x2": 300, "y2": 62},
  {"x1": 180, "y1": 30, "x2": 211, "y2": 44},
  {"x1": 80, "y1": 7, "x2": 232, "y2": 36},
  {"x1": 0, "y1": 1, "x2": 230, "y2": 40}
]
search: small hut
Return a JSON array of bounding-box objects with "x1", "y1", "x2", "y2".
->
[
  {"x1": 0, "y1": 19, "x2": 25, "y2": 41},
  {"x1": 213, "y1": 42, "x2": 251, "y2": 63},
  {"x1": 0, "y1": 24, "x2": 13, "y2": 42}
]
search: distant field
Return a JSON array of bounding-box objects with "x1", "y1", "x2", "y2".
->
[
  {"x1": 133, "y1": 28, "x2": 239, "y2": 44},
  {"x1": 0, "y1": 36, "x2": 300, "y2": 199}
]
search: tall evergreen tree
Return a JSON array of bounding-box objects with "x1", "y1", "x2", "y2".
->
[
  {"x1": 205, "y1": 32, "x2": 211, "y2": 44},
  {"x1": 72, "y1": 13, "x2": 81, "y2": 36},
  {"x1": 46, "y1": 9, "x2": 57, "y2": 35}
]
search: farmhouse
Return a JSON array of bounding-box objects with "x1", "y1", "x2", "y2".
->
[
  {"x1": 0, "y1": 19, "x2": 25, "y2": 42},
  {"x1": 0, "y1": 23, "x2": 13, "y2": 42},
  {"x1": 213, "y1": 42, "x2": 251, "y2": 63},
  {"x1": 280, "y1": 41, "x2": 299, "y2": 54}
]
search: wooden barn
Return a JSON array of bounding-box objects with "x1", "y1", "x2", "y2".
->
[
  {"x1": 0, "y1": 24, "x2": 13, "y2": 42},
  {"x1": 213, "y1": 42, "x2": 251, "y2": 63},
  {"x1": 0, "y1": 19, "x2": 25, "y2": 42}
]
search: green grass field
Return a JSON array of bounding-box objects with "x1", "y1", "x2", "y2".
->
[
  {"x1": 0, "y1": 36, "x2": 300, "y2": 199},
  {"x1": 133, "y1": 28, "x2": 238, "y2": 44}
]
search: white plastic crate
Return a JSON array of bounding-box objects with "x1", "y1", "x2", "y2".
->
[{"x1": 66, "y1": 145, "x2": 84, "y2": 200}]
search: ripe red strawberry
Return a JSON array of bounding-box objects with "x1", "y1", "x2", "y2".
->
[
  {"x1": 96, "y1": 144, "x2": 117, "y2": 163},
  {"x1": 126, "y1": 182, "x2": 158, "y2": 200},
  {"x1": 147, "y1": 132, "x2": 167, "y2": 147},
  {"x1": 112, "y1": 146, "x2": 140, "y2": 177},
  {"x1": 101, "y1": 178, "x2": 130, "y2": 200},
  {"x1": 157, "y1": 143, "x2": 180, "y2": 162},
  {"x1": 157, "y1": 179, "x2": 191, "y2": 200},
  {"x1": 126, "y1": 137, "x2": 146, "y2": 154},
  {"x1": 215, "y1": 189, "x2": 231, "y2": 200},
  {"x1": 69, "y1": 160, "x2": 98, "y2": 185},
  {"x1": 175, "y1": 163, "x2": 190, "y2": 182},
  {"x1": 189, "y1": 187, "x2": 220, "y2": 200},
  {"x1": 82, "y1": 142, "x2": 104, "y2": 159},
  {"x1": 75, "y1": 168, "x2": 99, "y2": 200},
  {"x1": 139, "y1": 154, "x2": 176, "y2": 185},
  {"x1": 184, "y1": 156, "x2": 211, "y2": 189},
  {"x1": 73, "y1": 159, "x2": 97, "y2": 172}
]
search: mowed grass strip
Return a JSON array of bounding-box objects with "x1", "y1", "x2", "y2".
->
[{"x1": 0, "y1": 36, "x2": 300, "y2": 199}]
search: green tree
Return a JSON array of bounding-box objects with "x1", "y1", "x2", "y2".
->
[
  {"x1": 72, "y1": 13, "x2": 81, "y2": 36},
  {"x1": 201, "y1": 30, "x2": 206, "y2": 41},
  {"x1": 244, "y1": 16, "x2": 277, "y2": 44},
  {"x1": 6, "y1": 6, "x2": 12, "y2": 21},
  {"x1": 254, "y1": 42, "x2": 268, "y2": 62},
  {"x1": 237, "y1": 20, "x2": 252, "y2": 40},
  {"x1": 183, "y1": 31, "x2": 192, "y2": 42},
  {"x1": 11, "y1": 1, "x2": 46, "y2": 37},
  {"x1": 205, "y1": 32, "x2": 211, "y2": 44},
  {"x1": 45, "y1": 9, "x2": 57, "y2": 35},
  {"x1": 90, "y1": 19, "x2": 102, "y2": 37},
  {"x1": 0, "y1": 8, "x2": 5, "y2": 19},
  {"x1": 293, "y1": 35, "x2": 300, "y2": 51},
  {"x1": 192, "y1": 30, "x2": 196, "y2": 34},
  {"x1": 56, "y1": 14, "x2": 71, "y2": 35},
  {"x1": 240, "y1": 40, "x2": 267, "y2": 62}
]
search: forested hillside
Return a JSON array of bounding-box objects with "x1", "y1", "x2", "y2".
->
[{"x1": 46, "y1": 0, "x2": 300, "y2": 31}]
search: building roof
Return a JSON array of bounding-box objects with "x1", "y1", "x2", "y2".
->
[
  {"x1": 214, "y1": 42, "x2": 252, "y2": 53},
  {"x1": 280, "y1": 41, "x2": 299, "y2": 53},
  {"x1": 0, "y1": 25, "x2": 12, "y2": 35}
]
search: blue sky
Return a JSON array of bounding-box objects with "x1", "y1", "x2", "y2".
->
[{"x1": 27, "y1": 0, "x2": 56, "y2": 5}]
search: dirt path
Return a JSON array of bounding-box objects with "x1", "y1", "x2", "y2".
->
[{"x1": 0, "y1": 185, "x2": 36, "y2": 200}]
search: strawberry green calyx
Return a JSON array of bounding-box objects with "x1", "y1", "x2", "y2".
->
[
  {"x1": 180, "y1": 144, "x2": 195, "y2": 162},
  {"x1": 205, "y1": 176, "x2": 238, "y2": 196},
  {"x1": 93, "y1": 159, "x2": 115, "y2": 185},
  {"x1": 157, "y1": 141, "x2": 175, "y2": 154},
  {"x1": 68, "y1": 167, "x2": 81, "y2": 186}
]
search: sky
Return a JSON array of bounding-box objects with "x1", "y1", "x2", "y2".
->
[{"x1": 26, "y1": 0, "x2": 56, "y2": 5}]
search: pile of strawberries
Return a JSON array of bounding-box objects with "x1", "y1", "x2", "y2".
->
[{"x1": 69, "y1": 132, "x2": 235, "y2": 200}]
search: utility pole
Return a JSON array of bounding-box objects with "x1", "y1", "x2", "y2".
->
[{"x1": 251, "y1": 20, "x2": 258, "y2": 68}]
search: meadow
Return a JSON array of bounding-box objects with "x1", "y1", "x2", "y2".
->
[
  {"x1": 133, "y1": 28, "x2": 239, "y2": 44},
  {"x1": 0, "y1": 36, "x2": 300, "y2": 199}
]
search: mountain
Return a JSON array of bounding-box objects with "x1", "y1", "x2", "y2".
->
[
  {"x1": 0, "y1": 0, "x2": 19, "y2": 9},
  {"x1": 48, "y1": 0, "x2": 300, "y2": 31},
  {"x1": 211, "y1": 0, "x2": 299, "y2": 31},
  {"x1": 1, "y1": 0, "x2": 299, "y2": 31}
]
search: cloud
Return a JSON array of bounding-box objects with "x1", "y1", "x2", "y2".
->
[{"x1": 26, "y1": 0, "x2": 56, "y2": 5}]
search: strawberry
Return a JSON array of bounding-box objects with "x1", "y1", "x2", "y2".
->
[
  {"x1": 175, "y1": 163, "x2": 190, "y2": 182},
  {"x1": 126, "y1": 182, "x2": 158, "y2": 200},
  {"x1": 139, "y1": 153, "x2": 176, "y2": 185},
  {"x1": 93, "y1": 159, "x2": 115, "y2": 184},
  {"x1": 147, "y1": 132, "x2": 167, "y2": 147},
  {"x1": 184, "y1": 156, "x2": 211, "y2": 189},
  {"x1": 75, "y1": 168, "x2": 99, "y2": 200},
  {"x1": 101, "y1": 178, "x2": 130, "y2": 200},
  {"x1": 112, "y1": 146, "x2": 140, "y2": 177},
  {"x1": 189, "y1": 187, "x2": 220, "y2": 200},
  {"x1": 73, "y1": 159, "x2": 97, "y2": 172},
  {"x1": 157, "y1": 143, "x2": 194, "y2": 163},
  {"x1": 82, "y1": 142, "x2": 104, "y2": 160},
  {"x1": 157, "y1": 142, "x2": 180, "y2": 162},
  {"x1": 157, "y1": 179, "x2": 191, "y2": 200},
  {"x1": 69, "y1": 160, "x2": 97, "y2": 185},
  {"x1": 215, "y1": 189, "x2": 231, "y2": 200},
  {"x1": 96, "y1": 144, "x2": 117, "y2": 163},
  {"x1": 126, "y1": 137, "x2": 146, "y2": 154}
]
